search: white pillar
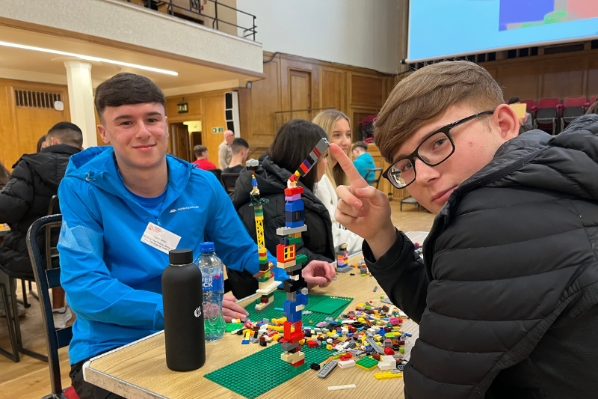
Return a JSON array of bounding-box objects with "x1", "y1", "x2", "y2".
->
[{"x1": 64, "y1": 61, "x2": 97, "y2": 148}]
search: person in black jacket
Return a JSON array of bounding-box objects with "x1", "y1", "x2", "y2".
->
[
  {"x1": 0, "y1": 122, "x2": 82, "y2": 326},
  {"x1": 331, "y1": 61, "x2": 598, "y2": 398},
  {"x1": 228, "y1": 120, "x2": 335, "y2": 299}
]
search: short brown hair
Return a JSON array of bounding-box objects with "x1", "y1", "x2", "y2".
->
[
  {"x1": 194, "y1": 145, "x2": 208, "y2": 158},
  {"x1": 47, "y1": 121, "x2": 83, "y2": 148},
  {"x1": 95, "y1": 73, "x2": 165, "y2": 122},
  {"x1": 587, "y1": 101, "x2": 598, "y2": 115},
  {"x1": 375, "y1": 61, "x2": 504, "y2": 162},
  {"x1": 353, "y1": 141, "x2": 368, "y2": 151}
]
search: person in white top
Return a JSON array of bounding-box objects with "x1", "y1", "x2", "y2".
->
[{"x1": 313, "y1": 110, "x2": 364, "y2": 254}]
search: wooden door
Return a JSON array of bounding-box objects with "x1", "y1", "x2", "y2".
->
[
  {"x1": 202, "y1": 95, "x2": 227, "y2": 167},
  {"x1": 290, "y1": 70, "x2": 311, "y2": 122},
  {"x1": 10, "y1": 86, "x2": 69, "y2": 167},
  {"x1": 170, "y1": 123, "x2": 191, "y2": 162}
]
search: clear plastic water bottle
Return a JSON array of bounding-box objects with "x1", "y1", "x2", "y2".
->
[{"x1": 194, "y1": 242, "x2": 225, "y2": 342}]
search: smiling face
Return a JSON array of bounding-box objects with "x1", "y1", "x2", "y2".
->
[
  {"x1": 97, "y1": 102, "x2": 169, "y2": 172},
  {"x1": 395, "y1": 103, "x2": 519, "y2": 214},
  {"x1": 329, "y1": 118, "x2": 352, "y2": 156}
]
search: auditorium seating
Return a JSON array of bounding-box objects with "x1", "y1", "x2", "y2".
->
[
  {"x1": 562, "y1": 96, "x2": 590, "y2": 128},
  {"x1": 535, "y1": 98, "x2": 561, "y2": 135}
]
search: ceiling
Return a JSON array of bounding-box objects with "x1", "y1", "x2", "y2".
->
[{"x1": 0, "y1": 25, "x2": 262, "y2": 93}]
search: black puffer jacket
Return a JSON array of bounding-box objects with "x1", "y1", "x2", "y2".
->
[
  {"x1": 366, "y1": 115, "x2": 598, "y2": 399},
  {"x1": 227, "y1": 156, "x2": 334, "y2": 298},
  {"x1": 0, "y1": 144, "x2": 81, "y2": 278}
]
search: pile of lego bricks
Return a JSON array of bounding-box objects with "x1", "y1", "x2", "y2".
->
[{"x1": 206, "y1": 300, "x2": 411, "y2": 398}]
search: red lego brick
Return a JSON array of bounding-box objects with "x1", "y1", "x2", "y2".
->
[
  {"x1": 288, "y1": 332, "x2": 305, "y2": 344},
  {"x1": 307, "y1": 340, "x2": 318, "y2": 348},
  {"x1": 384, "y1": 347, "x2": 395, "y2": 355},
  {"x1": 290, "y1": 359, "x2": 305, "y2": 368}
]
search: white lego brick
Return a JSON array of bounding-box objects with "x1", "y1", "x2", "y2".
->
[
  {"x1": 338, "y1": 360, "x2": 355, "y2": 369},
  {"x1": 256, "y1": 281, "x2": 280, "y2": 295},
  {"x1": 276, "y1": 225, "x2": 307, "y2": 236},
  {"x1": 296, "y1": 304, "x2": 305, "y2": 311},
  {"x1": 327, "y1": 384, "x2": 356, "y2": 391}
]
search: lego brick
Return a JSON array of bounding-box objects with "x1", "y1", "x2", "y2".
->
[
  {"x1": 290, "y1": 359, "x2": 305, "y2": 368},
  {"x1": 284, "y1": 186, "x2": 303, "y2": 196},
  {"x1": 285, "y1": 200, "x2": 305, "y2": 212},
  {"x1": 310, "y1": 363, "x2": 321, "y2": 371},
  {"x1": 315, "y1": 138, "x2": 331, "y2": 154},
  {"x1": 366, "y1": 335, "x2": 386, "y2": 355},
  {"x1": 317, "y1": 360, "x2": 338, "y2": 379},
  {"x1": 312, "y1": 147, "x2": 321, "y2": 157},
  {"x1": 284, "y1": 263, "x2": 303, "y2": 273},
  {"x1": 286, "y1": 220, "x2": 305, "y2": 228},
  {"x1": 285, "y1": 194, "x2": 302, "y2": 201},
  {"x1": 276, "y1": 225, "x2": 307, "y2": 236},
  {"x1": 327, "y1": 384, "x2": 356, "y2": 391},
  {"x1": 299, "y1": 162, "x2": 309, "y2": 173},
  {"x1": 356, "y1": 356, "x2": 379, "y2": 370},
  {"x1": 283, "y1": 278, "x2": 307, "y2": 293},
  {"x1": 280, "y1": 341, "x2": 300, "y2": 352},
  {"x1": 306, "y1": 153, "x2": 317, "y2": 166},
  {"x1": 374, "y1": 371, "x2": 403, "y2": 380},
  {"x1": 338, "y1": 359, "x2": 355, "y2": 369},
  {"x1": 281, "y1": 350, "x2": 305, "y2": 365},
  {"x1": 287, "y1": 236, "x2": 302, "y2": 245},
  {"x1": 295, "y1": 254, "x2": 308, "y2": 266}
]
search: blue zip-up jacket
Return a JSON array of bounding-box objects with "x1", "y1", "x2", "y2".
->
[
  {"x1": 353, "y1": 153, "x2": 376, "y2": 183},
  {"x1": 58, "y1": 147, "x2": 275, "y2": 364}
]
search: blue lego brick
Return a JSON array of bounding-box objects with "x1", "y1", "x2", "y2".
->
[
  {"x1": 279, "y1": 237, "x2": 290, "y2": 246},
  {"x1": 296, "y1": 292, "x2": 308, "y2": 306},
  {"x1": 285, "y1": 200, "x2": 305, "y2": 212},
  {"x1": 286, "y1": 220, "x2": 305, "y2": 228},
  {"x1": 302, "y1": 159, "x2": 312, "y2": 170},
  {"x1": 283, "y1": 299, "x2": 293, "y2": 315},
  {"x1": 242, "y1": 340, "x2": 250, "y2": 344},
  {"x1": 285, "y1": 308, "x2": 302, "y2": 323}
]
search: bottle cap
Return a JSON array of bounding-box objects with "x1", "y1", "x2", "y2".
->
[
  {"x1": 169, "y1": 249, "x2": 193, "y2": 265},
  {"x1": 200, "y1": 242, "x2": 215, "y2": 252}
]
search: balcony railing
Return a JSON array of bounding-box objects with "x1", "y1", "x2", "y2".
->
[{"x1": 126, "y1": 0, "x2": 257, "y2": 41}]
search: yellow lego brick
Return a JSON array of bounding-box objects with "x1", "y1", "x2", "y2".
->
[
  {"x1": 272, "y1": 334, "x2": 280, "y2": 341},
  {"x1": 374, "y1": 372, "x2": 403, "y2": 380},
  {"x1": 269, "y1": 325, "x2": 283, "y2": 332},
  {"x1": 326, "y1": 344, "x2": 333, "y2": 350},
  {"x1": 299, "y1": 339, "x2": 305, "y2": 345}
]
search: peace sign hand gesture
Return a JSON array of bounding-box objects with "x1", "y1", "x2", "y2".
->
[{"x1": 331, "y1": 144, "x2": 397, "y2": 260}]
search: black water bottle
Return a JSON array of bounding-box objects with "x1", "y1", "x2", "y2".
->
[{"x1": 162, "y1": 248, "x2": 206, "y2": 371}]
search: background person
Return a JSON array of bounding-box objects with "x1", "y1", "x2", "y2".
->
[
  {"x1": 229, "y1": 119, "x2": 335, "y2": 299},
  {"x1": 218, "y1": 130, "x2": 234, "y2": 170},
  {"x1": 192, "y1": 145, "x2": 216, "y2": 170},
  {"x1": 223, "y1": 138, "x2": 249, "y2": 174}
]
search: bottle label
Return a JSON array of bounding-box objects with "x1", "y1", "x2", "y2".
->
[
  {"x1": 194, "y1": 305, "x2": 202, "y2": 318},
  {"x1": 202, "y1": 272, "x2": 224, "y2": 292}
]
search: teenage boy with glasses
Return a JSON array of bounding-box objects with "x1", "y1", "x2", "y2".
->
[{"x1": 331, "y1": 61, "x2": 598, "y2": 398}]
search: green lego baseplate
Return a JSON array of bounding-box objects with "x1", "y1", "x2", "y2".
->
[
  {"x1": 204, "y1": 343, "x2": 333, "y2": 399},
  {"x1": 243, "y1": 290, "x2": 353, "y2": 326}
]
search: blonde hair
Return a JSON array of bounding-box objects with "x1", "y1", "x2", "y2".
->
[
  {"x1": 313, "y1": 110, "x2": 351, "y2": 188},
  {"x1": 375, "y1": 61, "x2": 504, "y2": 162}
]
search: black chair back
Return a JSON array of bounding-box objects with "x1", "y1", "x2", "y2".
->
[
  {"x1": 221, "y1": 173, "x2": 241, "y2": 194},
  {"x1": 46, "y1": 195, "x2": 60, "y2": 270},
  {"x1": 206, "y1": 168, "x2": 223, "y2": 184},
  {"x1": 364, "y1": 168, "x2": 383, "y2": 189},
  {"x1": 27, "y1": 214, "x2": 72, "y2": 396}
]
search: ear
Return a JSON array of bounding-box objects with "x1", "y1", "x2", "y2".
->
[
  {"x1": 97, "y1": 124, "x2": 110, "y2": 144},
  {"x1": 493, "y1": 104, "x2": 520, "y2": 141}
]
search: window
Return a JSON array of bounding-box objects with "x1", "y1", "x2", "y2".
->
[{"x1": 284, "y1": 245, "x2": 295, "y2": 261}]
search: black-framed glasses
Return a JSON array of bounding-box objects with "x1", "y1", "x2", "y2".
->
[{"x1": 382, "y1": 110, "x2": 494, "y2": 189}]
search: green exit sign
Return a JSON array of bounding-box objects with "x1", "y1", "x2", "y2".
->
[{"x1": 211, "y1": 127, "x2": 224, "y2": 133}]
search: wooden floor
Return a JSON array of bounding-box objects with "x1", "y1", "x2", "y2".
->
[{"x1": 0, "y1": 202, "x2": 434, "y2": 398}]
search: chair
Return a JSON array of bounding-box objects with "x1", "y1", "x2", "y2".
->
[
  {"x1": 400, "y1": 196, "x2": 422, "y2": 211},
  {"x1": 221, "y1": 173, "x2": 241, "y2": 194},
  {"x1": 0, "y1": 196, "x2": 61, "y2": 362},
  {"x1": 519, "y1": 99, "x2": 537, "y2": 116},
  {"x1": 364, "y1": 168, "x2": 382, "y2": 189},
  {"x1": 205, "y1": 168, "x2": 223, "y2": 185},
  {"x1": 535, "y1": 98, "x2": 561, "y2": 135},
  {"x1": 591, "y1": 95, "x2": 597, "y2": 106},
  {"x1": 27, "y1": 215, "x2": 79, "y2": 399},
  {"x1": 561, "y1": 97, "x2": 589, "y2": 129}
]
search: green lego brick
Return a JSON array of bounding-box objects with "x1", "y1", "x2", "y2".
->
[
  {"x1": 356, "y1": 356, "x2": 379, "y2": 370},
  {"x1": 243, "y1": 291, "x2": 352, "y2": 327},
  {"x1": 204, "y1": 343, "x2": 332, "y2": 399},
  {"x1": 305, "y1": 298, "x2": 349, "y2": 315},
  {"x1": 225, "y1": 323, "x2": 244, "y2": 333},
  {"x1": 287, "y1": 236, "x2": 302, "y2": 245},
  {"x1": 295, "y1": 254, "x2": 308, "y2": 265}
]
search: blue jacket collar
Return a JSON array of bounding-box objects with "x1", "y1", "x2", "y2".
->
[{"x1": 65, "y1": 147, "x2": 193, "y2": 217}]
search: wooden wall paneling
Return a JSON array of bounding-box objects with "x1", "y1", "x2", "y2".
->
[
  {"x1": 587, "y1": 57, "x2": 598, "y2": 98},
  {"x1": 495, "y1": 62, "x2": 542, "y2": 101},
  {"x1": 350, "y1": 73, "x2": 384, "y2": 108},
  {"x1": 289, "y1": 69, "x2": 311, "y2": 122},
  {"x1": 201, "y1": 93, "x2": 227, "y2": 167},
  {"x1": 0, "y1": 84, "x2": 16, "y2": 170},
  {"x1": 319, "y1": 67, "x2": 345, "y2": 113},
  {"x1": 243, "y1": 56, "x2": 282, "y2": 147},
  {"x1": 541, "y1": 57, "x2": 586, "y2": 98}
]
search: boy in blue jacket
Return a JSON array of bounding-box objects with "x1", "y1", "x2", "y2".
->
[{"x1": 59, "y1": 73, "x2": 335, "y2": 399}]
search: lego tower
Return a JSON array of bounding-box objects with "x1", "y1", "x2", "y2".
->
[
  {"x1": 275, "y1": 138, "x2": 330, "y2": 367},
  {"x1": 247, "y1": 159, "x2": 278, "y2": 313}
]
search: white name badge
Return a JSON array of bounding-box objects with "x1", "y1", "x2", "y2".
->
[{"x1": 141, "y1": 222, "x2": 181, "y2": 254}]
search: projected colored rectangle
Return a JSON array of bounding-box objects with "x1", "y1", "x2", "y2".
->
[{"x1": 500, "y1": 0, "x2": 598, "y2": 31}]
